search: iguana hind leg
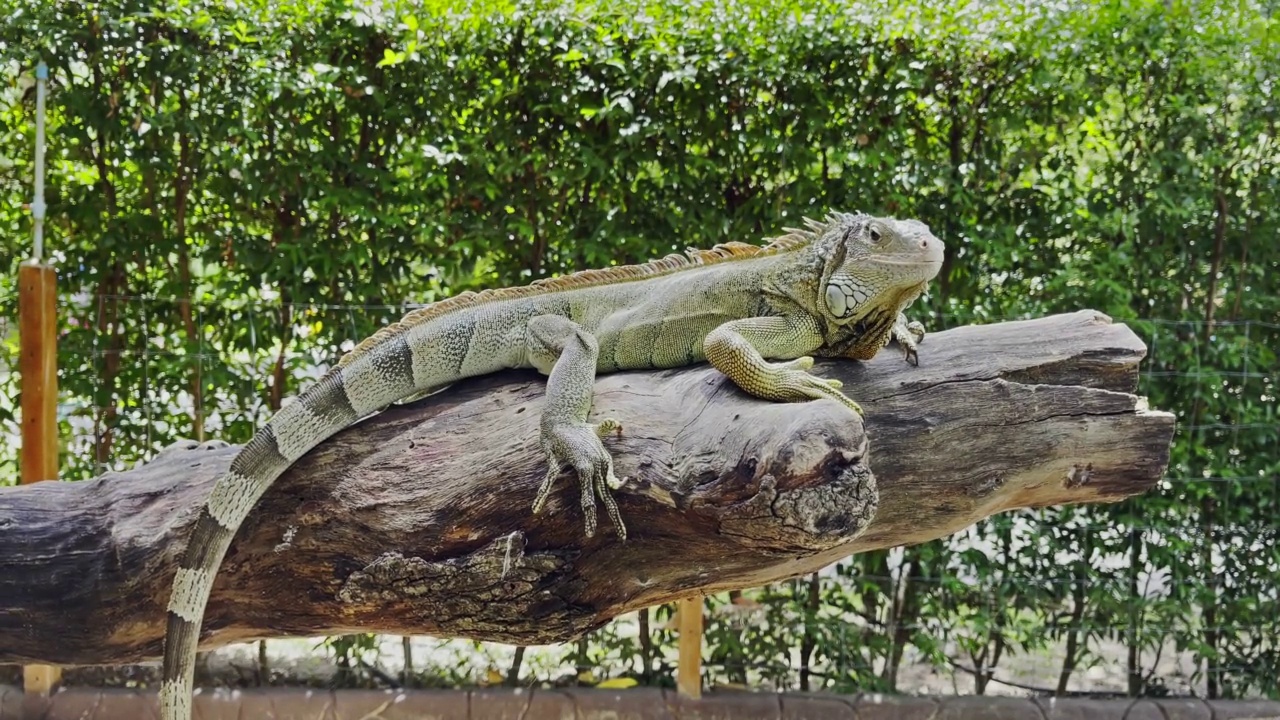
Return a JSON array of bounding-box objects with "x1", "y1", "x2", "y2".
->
[
  {"x1": 526, "y1": 314, "x2": 627, "y2": 540},
  {"x1": 703, "y1": 315, "x2": 865, "y2": 416}
]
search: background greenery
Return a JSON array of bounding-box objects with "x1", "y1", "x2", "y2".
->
[{"x1": 0, "y1": 0, "x2": 1276, "y2": 699}]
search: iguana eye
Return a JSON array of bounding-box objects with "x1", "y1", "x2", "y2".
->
[{"x1": 869, "y1": 228, "x2": 882, "y2": 244}]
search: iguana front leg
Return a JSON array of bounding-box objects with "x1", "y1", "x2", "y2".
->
[
  {"x1": 526, "y1": 314, "x2": 627, "y2": 540},
  {"x1": 703, "y1": 315, "x2": 864, "y2": 416},
  {"x1": 891, "y1": 311, "x2": 927, "y2": 366}
]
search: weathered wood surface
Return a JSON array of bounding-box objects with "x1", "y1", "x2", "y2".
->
[{"x1": 0, "y1": 310, "x2": 1175, "y2": 665}]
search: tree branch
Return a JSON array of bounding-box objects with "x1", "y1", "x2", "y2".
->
[{"x1": 0, "y1": 310, "x2": 1174, "y2": 665}]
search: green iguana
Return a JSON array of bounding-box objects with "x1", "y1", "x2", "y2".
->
[{"x1": 159, "y1": 211, "x2": 944, "y2": 720}]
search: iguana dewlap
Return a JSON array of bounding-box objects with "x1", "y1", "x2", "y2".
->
[{"x1": 160, "y1": 211, "x2": 944, "y2": 720}]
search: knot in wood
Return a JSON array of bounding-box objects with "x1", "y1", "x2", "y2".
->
[{"x1": 717, "y1": 432, "x2": 878, "y2": 551}]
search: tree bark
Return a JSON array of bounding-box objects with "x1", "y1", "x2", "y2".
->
[{"x1": 0, "y1": 310, "x2": 1175, "y2": 666}]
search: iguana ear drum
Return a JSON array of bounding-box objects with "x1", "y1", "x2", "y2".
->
[{"x1": 825, "y1": 284, "x2": 848, "y2": 317}]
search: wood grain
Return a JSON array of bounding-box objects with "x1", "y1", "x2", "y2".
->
[
  {"x1": 18, "y1": 262, "x2": 58, "y2": 485},
  {"x1": 0, "y1": 310, "x2": 1174, "y2": 665}
]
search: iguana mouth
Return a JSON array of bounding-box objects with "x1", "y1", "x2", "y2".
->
[{"x1": 864, "y1": 257, "x2": 944, "y2": 268}]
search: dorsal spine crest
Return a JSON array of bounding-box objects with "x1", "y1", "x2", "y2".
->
[{"x1": 333, "y1": 215, "x2": 844, "y2": 371}]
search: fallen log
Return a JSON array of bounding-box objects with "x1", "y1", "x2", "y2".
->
[{"x1": 0, "y1": 310, "x2": 1174, "y2": 665}]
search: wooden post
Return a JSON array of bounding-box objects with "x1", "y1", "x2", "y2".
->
[
  {"x1": 676, "y1": 597, "x2": 703, "y2": 699},
  {"x1": 18, "y1": 260, "x2": 62, "y2": 694}
]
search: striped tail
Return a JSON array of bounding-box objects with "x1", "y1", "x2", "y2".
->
[{"x1": 160, "y1": 334, "x2": 421, "y2": 720}]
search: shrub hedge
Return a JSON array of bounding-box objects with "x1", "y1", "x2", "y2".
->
[{"x1": 0, "y1": 0, "x2": 1276, "y2": 699}]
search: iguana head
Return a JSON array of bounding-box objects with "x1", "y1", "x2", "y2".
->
[{"x1": 812, "y1": 212, "x2": 945, "y2": 325}]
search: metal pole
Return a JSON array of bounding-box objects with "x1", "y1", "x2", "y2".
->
[{"x1": 31, "y1": 60, "x2": 48, "y2": 262}]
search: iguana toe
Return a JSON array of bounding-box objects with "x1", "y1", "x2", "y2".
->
[
  {"x1": 531, "y1": 446, "x2": 563, "y2": 517},
  {"x1": 902, "y1": 345, "x2": 919, "y2": 366},
  {"x1": 595, "y1": 418, "x2": 623, "y2": 438},
  {"x1": 779, "y1": 355, "x2": 815, "y2": 371}
]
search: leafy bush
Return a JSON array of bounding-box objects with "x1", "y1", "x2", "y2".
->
[{"x1": 0, "y1": 0, "x2": 1275, "y2": 699}]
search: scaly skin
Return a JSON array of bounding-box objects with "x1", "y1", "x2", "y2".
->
[{"x1": 159, "y1": 211, "x2": 944, "y2": 720}]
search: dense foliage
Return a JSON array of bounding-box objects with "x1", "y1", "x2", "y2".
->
[{"x1": 1, "y1": 0, "x2": 1276, "y2": 699}]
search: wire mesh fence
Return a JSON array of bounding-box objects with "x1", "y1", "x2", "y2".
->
[{"x1": 0, "y1": 292, "x2": 1275, "y2": 699}]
